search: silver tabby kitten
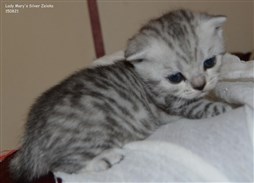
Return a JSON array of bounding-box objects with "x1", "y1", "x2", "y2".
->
[{"x1": 10, "y1": 9, "x2": 231, "y2": 182}]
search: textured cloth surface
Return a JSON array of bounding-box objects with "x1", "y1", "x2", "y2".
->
[
  {"x1": 148, "y1": 107, "x2": 253, "y2": 181},
  {"x1": 56, "y1": 53, "x2": 254, "y2": 182}
]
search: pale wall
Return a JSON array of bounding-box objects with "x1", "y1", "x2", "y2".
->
[
  {"x1": 1, "y1": 1, "x2": 95, "y2": 150},
  {"x1": 1, "y1": 0, "x2": 253, "y2": 150}
]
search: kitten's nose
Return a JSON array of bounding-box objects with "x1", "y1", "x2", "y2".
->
[{"x1": 191, "y1": 75, "x2": 206, "y2": 91}]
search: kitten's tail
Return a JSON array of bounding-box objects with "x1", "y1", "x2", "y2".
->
[{"x1": 9, "y1": 147, "x2": 49, "y2": 183}]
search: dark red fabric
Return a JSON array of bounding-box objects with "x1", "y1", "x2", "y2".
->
[
  {"x1": 0, "y1": 152, "x2": 60, "y2": 183},
  {"x1": 87, "y1": 0, "x2": 105, "y2": 58}
]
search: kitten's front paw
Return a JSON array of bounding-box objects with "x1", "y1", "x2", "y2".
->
[{"x1": 208, "y1": 102, "x2": 232, "y2": 117}]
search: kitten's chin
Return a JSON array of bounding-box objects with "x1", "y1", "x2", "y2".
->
[
  {"x1": 198, "y1": 91, "x2": 208, "y2": 98},
  {"x1": 180, "y1": 91, "x2": 207, "y2": 100}
]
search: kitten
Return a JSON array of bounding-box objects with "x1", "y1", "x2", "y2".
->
[{"x1": 9, "y1": 9, "x2": 231, "y2": 182}]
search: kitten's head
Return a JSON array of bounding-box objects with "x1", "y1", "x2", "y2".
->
[{"x1": 125, "y1": 9, "x2": 227, "y2": 100}]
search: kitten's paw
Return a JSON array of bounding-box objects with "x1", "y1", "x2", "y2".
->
[
  {"x1": 209, "y1": 102, "x2": 232, "y2": 117},
  {"x1": 84, "y1": 148, "x2": 124, "y2": 172},
  {"x1": 223, "y1": 103, "x2": 233, "y2": 112}
]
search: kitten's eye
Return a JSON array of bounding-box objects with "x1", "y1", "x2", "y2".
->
[
  {"x1": 204, "y1": 56, "x2": 216, "y2": 70},
  {"x1": 167, "y1": 72, "x2": 184, "y2": 84},
  {"x1": 135, "y1": 59, "x2": 143, "y2": 63}
]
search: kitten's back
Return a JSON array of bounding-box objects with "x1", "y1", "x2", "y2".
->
[{"x1": 9, "y1": 61, "x2": 157, "y2": 182}]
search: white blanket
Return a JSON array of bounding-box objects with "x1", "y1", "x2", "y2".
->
[{"x1": 55, "y1": 53, "x2": 254, "y2": 182}]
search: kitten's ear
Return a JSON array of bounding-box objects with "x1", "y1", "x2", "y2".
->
[
  {"x1": 207, "y1": 15, "x2": 227, "y2": 30},
  {"x1": 125, "y1": 35, "x2": 148, "y2": 61}
]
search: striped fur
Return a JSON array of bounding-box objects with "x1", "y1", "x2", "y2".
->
[
  {"x1": 125, "y1": 9, "x2": 231, "y2": 119},
  {"x1": 9, "y1": 9, "x2": 231, "y2": 182},
  {"x1": 9, "y1": 61, "x2": 161, "y2": 182}
]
